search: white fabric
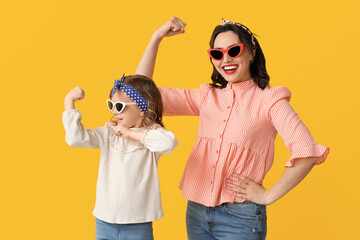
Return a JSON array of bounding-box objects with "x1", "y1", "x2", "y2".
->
[{"x1": 62, "y1": 109, "x2": 178, "y2": 224}]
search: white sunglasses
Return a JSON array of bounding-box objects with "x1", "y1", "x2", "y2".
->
[{"x1": 107, "y1": 99, "x2": 137, "y2": 113}]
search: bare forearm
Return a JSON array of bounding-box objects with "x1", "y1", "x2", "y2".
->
[
  {"x1": 64, "y1": 97, "x2": 75, "y2": 110},
  {"x1": 135, "y1": 33, "x2": 163, "y2": 79},
  {"x1": 135, "y1": 17, "x2": 186, "y2": 79},
  {"x1": 64, "y1": 87, "x2": 84, "y2": 111},
  {"x1": 266, "y1": 157, "x2": 318, "y2": 204},
  {"x1": 227, "y1": 157, "x2": 319, "y2": 205}
]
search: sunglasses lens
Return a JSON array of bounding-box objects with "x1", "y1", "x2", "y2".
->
[
  {"x1": 115, "y1": 103, "x2": 124, "y2": 113},
  {"x1": 107, "y1": 101, "x2": 113, "y2": 111},
  {"x1": 210, "y1": 50, "x2": 223, "y2": 60},
  {"x1": 228, "y1": 46, "x2": 241, "y2": 58}
]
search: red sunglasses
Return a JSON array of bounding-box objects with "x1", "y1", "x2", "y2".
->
[{"x1": 207, "y1": 44, "x2": 244, "y2": 61}]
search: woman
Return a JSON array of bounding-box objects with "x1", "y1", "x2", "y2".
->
[{"x1": 135, "y1": 16, "x2": 329, "y2": 240}]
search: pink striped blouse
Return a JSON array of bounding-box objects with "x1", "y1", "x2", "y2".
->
[{"x1": 159, "y1": 79, "x2": 329, "y2": 207}]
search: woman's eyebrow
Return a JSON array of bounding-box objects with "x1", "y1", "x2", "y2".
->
[{"x1": 214, "y1": 43, "x2": 240, "y2": 49}]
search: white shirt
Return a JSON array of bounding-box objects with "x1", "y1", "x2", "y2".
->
[{"x1": 62, "y1": 109, "x2": 178, "y2": 224}]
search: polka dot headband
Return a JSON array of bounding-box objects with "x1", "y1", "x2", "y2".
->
[
  {"x1": 111, "y1": 74, "x2": 149, "y2": 114},
  {"x1": 221, "y1": 18, "x2": 256, "y2": 47}
]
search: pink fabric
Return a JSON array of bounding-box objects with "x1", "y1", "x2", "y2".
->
[{"x1": 160, "y1": 79, "x2": 329, "y2": 207}]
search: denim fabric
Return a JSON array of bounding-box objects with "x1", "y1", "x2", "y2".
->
[
  {"x1": 95, "y1": 218, "x2": 154, "y2": 240},
  {"x1": 186, "y1": 200, "x2": 267, "y2": 240}
]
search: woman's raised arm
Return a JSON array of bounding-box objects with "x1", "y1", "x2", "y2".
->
[{"x1": 135, "y1": 16, "x2": 186, "y2": 79}]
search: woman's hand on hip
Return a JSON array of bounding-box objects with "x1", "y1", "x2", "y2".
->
[{"x1": 226, "y1": 174, "x2": 271, "y2": 205}]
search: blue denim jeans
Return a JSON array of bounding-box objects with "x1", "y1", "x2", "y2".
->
[
  {"x1": 186, "y1": 200, "x2": 267, "y2": 240},
  {"x1": 95, "y1": 218, "x2": 154, "y2": 240}
]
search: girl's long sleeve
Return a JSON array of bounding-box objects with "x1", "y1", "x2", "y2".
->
[
  {"x1": 141, "y1": 125, "x2": 178, "y2": 154},
  {"x1": 62, "y1": 109, "x2": 109, "y2": 149}
]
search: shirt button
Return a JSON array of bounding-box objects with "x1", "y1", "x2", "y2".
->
[
  {"x1": 216, "y1": 150, "x2": 218, "y2": 154},
  {"x1": 223, "y1": 120, "x2": 226, "y2": 123},
  {"x1": 227, "y1": 106, "x2": 230, "y2": 109},
  {"x1": 211, "y1": 181, "x2": 213, "y2": 184},
  {"x1": 213, "y1": 165, "x2": 215, "y2": 168},
  {"x1": 219, "y1": 134, "x2": 222, "y2": 138}
]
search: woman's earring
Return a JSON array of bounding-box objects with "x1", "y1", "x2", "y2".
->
[{"x1": 140, "y1": 112, "x2": 144, "y2": 117}]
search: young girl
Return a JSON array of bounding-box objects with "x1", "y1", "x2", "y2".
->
[
  {"x1": 63, "y1": 74, "x2": 178, "y2": 240},
  {"x1": 135, "y1": 17, "x2": 329, "y2": 240}
]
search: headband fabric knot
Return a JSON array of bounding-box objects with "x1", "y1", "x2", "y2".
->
[
  {"x1": 111, "y1": 74, "x2": 149, "y2": 114},
  {"x1": 221, "y1": 18, "x2": 256, "y2": 47}
]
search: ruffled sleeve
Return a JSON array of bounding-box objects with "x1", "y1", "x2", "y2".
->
[
  {"x1": 141, "y1": 124, "x2": 178, "y2": 154},
  {"x1": 266, "y1": 87, "x2": 329, "y2": 167},
  {"x1": 159, "y1": 84, "x2": 211, "y2": 116},
  {"x1": 62, "y1": 109, "x2": 109, "y2": 149}
]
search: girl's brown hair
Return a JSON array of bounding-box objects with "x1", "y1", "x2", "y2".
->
[{"x1": 109, "y1": 74, "x2": 164, "y2": 128}]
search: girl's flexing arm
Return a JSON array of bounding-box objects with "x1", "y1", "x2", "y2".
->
[{"x1": 64, "y1": 86, "x2": 84, "y2": 110}]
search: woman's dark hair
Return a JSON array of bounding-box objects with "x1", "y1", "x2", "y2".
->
[
  {"x1": 209, "y1": 23, "x2": 270, "y2": 90},
  {"x1": 109, "y1": 74, "x2": 164, "y2": 128}
]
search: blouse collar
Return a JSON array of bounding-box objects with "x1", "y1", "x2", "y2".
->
[{"x1": 226, "y1": 79, "x2": 256, "y2": 91}]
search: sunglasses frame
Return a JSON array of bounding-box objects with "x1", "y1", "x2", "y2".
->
[
  {"x1": 107, "y1": 99, "x2": 137, "y2": 113},
  {"x1": 207, "y1": 43, "x2": 245, "y2": 61}
]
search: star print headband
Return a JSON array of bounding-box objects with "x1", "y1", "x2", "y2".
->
[
  {"x1": 221, "y1": 18, "x2": 256, "y2": 47},
  {"x1": 111, "y1": 74, "x2": 149, "y2": 114}
]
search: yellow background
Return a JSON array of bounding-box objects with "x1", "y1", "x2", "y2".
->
[{"x1": 1, "y1": 0, "x2": 359, "y2": 239}]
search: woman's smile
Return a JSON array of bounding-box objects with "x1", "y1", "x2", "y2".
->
[
  {"x1": 212, "y1": 31, "x2": 253, "y2": 83},
  {"x1": 222, "y1": 64, "x2": 239, "y2": 75}
]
